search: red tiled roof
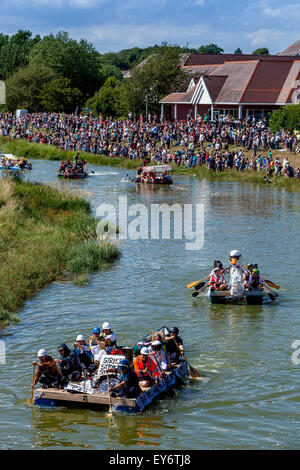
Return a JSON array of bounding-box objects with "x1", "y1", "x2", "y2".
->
[
  {"x1": 160, "y1": 86, "x2": 197, "y2": 103},
  {"x1": 202, "y1": 75, "x2": 227, "y2": 101}
]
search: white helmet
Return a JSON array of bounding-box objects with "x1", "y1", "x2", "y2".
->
[
  {"x1": 141, "y1": 347, "x2": 149, "y2": 355},
  {"x1": 102, "y1": 322, "x2": 111, "y2": 330},
  {"x1": 37, "y1": 349, "x2": 47, "y2": 357},
  {"x1": 76, "y1": 335, "x2": 85, "y2": 342},
  {"x1": 229, "y1": 250, "x2": 241, "y2": 258}
]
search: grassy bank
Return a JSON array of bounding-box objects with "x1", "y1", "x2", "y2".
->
[
  {"x1": 0, "y1": 177, "x2": 120, "y2": 327},
  {"x1": 1, "y1": 136, "x2": 300, "y2": 191}
]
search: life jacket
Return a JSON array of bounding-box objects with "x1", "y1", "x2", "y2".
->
[{"x1": 134, "y1": 355, "x2": 159, "y2": 379}]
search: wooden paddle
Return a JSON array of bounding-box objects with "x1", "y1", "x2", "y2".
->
[
  {"x1": 173, "y1": 338, "x2": 201, "y2": 379},
  {"x1": 186, "y1": 276, "x2": 210, "y2": 289},
  {"x1": 262, "y1": 283, "x2": 276, "y2": 301},
  {"x1": 106, "y1": 372, "x2": 113, "y2": 417},
  {"x1": 28, "y1": 362, "x2": 36, "y2": 405}
]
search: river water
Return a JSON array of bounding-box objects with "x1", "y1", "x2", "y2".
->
[{"x1": 0, "y1": 160, "x2": 299, "y2": 450}]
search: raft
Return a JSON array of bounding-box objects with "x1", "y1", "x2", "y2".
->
[
  {"x1": 208, "y1": 288, "x2": 279, "y2": 305},
  {"x1": 33, "y1": 326, "x2": 188, "y2": 413},
  {"x1": 57, "y1": 173, "x2": 88, "y2": 179}
]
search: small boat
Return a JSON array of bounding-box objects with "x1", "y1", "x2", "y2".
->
[
  {"x1": 207, "y1": 288, "x2": 278, "y2": 305},
  {"x1": 0, "y1": 153, "x2": 33, "y2": 171},
  {"x1": 132, "y1": 165, "x2": 173, "y2": 184},
  {"x1": 33, "y1": 326, "x2": 188, "y2": 413}
]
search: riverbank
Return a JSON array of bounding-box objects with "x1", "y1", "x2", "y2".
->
[
  {"x1": 0, "y1": 177, "x2": 120, "y2": 327},
  {"x1": 1, "y1": 136, "x2": 300, "y2": 191}
]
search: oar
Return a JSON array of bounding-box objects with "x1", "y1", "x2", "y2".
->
[
  {"x1": 106, "y1": 372, "x2": 113, "y2": 417},
  {"x1": 186, "y1": 276, "x2": 210, "y2": 289},
  {"x1": 262, "y1": 283, "x2": 276, "y2": 301},
  {"x1": 173, "y1": 339, "x2": 201, "y2": 379},
  {"x1": 29, "y1": 362, "x2": 37, "y2": 405},
  {"x1": 192, "y1": 281, "x2": 209, "y2": 298},
  {"x1": 154, "y1": 357, "x2": 175, "y2": 397}
]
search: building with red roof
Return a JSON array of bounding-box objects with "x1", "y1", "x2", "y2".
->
[{"x1": 159, "y1": 41, "x2": 300, "y2": 121}]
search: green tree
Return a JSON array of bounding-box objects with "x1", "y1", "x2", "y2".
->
[
  {"x1": 6, "y1": 63, "x2": 55, "y2": 112},
  {"x1": 86, "y1": 77, "x2": 122, "y2": 117},
  {"x1": 234, "y1": 48, "x2": 243, "y2": 54},
  {"x1": 120, "y1": 45, "x2": 187, "y2": 116},
  {"x1": 269, "y1": 104, "x2": 300, "y2": 133},
  {"x1": 252, "y1": 48, "x2": 269, "y2": 55},
  {"x1": 28, "y1": 31, "x2": 102, "y2": 100},
  {"x1": 0, "y1": 30, "x2": 41, "y2": 80},
  {"x1": 39, "y1": 77, "x2": 82, "y2": 113},
  {"x1": 198, "y1": 44, "x2": 224, "y2": 54}
]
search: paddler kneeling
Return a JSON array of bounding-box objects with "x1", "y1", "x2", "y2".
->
[{"x1": 107, "y1": 359, "x2": 141, "y2": 398}]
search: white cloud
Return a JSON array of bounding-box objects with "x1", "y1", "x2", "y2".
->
[
  {"x1": 9, "y1": 0, "x2": 103, "y2": 7},
  {"x1": 260, "y1": 1, "x2": 300, "y2": 20}
]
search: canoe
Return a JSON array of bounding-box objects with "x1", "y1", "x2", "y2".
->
[
  {"x1": 207, "y1": 288, "x2": 278, "y2": 305},
  {"x1": 33, "y1": 326, "x2": 188, "y2": 413},
  {"x1": 0, "y1": 166, "x2": 32, "y2": 171}
]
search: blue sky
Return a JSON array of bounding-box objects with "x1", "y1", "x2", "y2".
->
[{"x1": 0, "y1": 0, "x2": 299, "y2": 54}]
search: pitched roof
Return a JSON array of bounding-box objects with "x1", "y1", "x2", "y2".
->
[
  {"x1": 278, "y1": 39, "x2": 300, "y2": 56},
  {"x1": 209, "y1": 61, "x2": 259, "y2": 103}
]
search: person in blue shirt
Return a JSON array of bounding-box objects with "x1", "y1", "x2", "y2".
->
[{"x1": 108, "y1": 359, "x2": 141, "y2": 398}]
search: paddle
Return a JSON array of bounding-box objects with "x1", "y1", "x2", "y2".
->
[
  {"x1": 192, "y1": 282, "x2": 209, "y2": 298},
  {"x1": 29, "y1": 362, "x2": 37, "y2": 405},
  {"x1": 186, "y1": 276, "x2": 210, "y2": 289},
  {"x1": 173, "y1": 338, "x2": 201, "y2": 379},
  {"x1": 106, "y1": 372, "x2": 113, "y2": 417},
  {"x1": 154, "y1": 355, "x2": 175, "y2": 397},
  {"x1": 262, "y1": 283, "x2": 276, "y2": 301}
]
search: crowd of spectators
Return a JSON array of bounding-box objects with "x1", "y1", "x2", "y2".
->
[{"x1": 0, "y1": 112, "x2": 299, "y2": 178}]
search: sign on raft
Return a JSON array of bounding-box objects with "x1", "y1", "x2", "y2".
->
[{"x1": 97, "y1": 354, "x2": 125, "y2": 377}]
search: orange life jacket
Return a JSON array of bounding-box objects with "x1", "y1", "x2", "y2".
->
[{"x1": 134, "y1": 355, "x2": 159, "y2": 379}]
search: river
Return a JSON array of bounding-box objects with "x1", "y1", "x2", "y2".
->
[{"x1": 0, "y1": 160, "x2": 299, "y2": 449}]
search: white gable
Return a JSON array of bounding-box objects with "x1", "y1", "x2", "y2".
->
[{"x1": 191, "y1": 76, "x2": 212, "y2": 105}]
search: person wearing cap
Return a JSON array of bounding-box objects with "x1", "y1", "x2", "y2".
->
[
  {"x1": 56, "y1": 343, "x2": 82, "y2": 382},
  {"x1": 165, "y1": 327, "x2": 184, "y2": 365},
  {"x1": 32, "y1": 349, "x2": 63, "y2": 389},
  {"x1": 134, "y1": 347, "x2": 159, "y2": 387},
  {"x1": 149, "y1": 340, "x2": 168, "y2": 377},
  {"x1": 99, "y1": 322, "x2": 116, "y2": 354},
  {"x1": 107, "y1": 359, "x2": 141, "y2": 398},
  {"x1": 89, "y1": 327, "x2": 106, "y2": 365}
]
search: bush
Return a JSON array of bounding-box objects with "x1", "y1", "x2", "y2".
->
[{"x1": 269, "y1": 104, "x2": 300, "y2": 133}]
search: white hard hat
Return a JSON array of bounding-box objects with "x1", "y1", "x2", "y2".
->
[
  {"x1": 76, "y1": 335, "x2": 85, "y2": 342},
  {"x1": 37, "y1": 349, "x2": 47, "y2": 358},
  {"x1": 141, "y1": 347, "x2": 149, "y2": 355},
  {"x1": 229, "y1": 250, "x2": 241, "y2": 258},
  {"x1": 152, "y1": 340, "x2": 162, "y2": 347},
  {"x1": 102, "y1": 322, "x2": 111, "y2": 330}
]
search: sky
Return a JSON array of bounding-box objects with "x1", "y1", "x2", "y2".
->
[{"x1": 0, "y1": 0, "x2": 299, "y2": 55}]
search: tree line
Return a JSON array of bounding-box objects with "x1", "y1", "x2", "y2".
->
[{"x1": 0, "y1": 30, "x2": 271, "y2": 117}]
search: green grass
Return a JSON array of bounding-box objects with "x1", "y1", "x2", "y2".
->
[
  {"x1": 0, "y1": 178, "x2": 121, "y2": 327},
  {"x1": 67, "y1": 241, "x2": 121, "y2": 274}
]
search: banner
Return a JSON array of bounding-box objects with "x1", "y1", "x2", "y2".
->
[{"x1": 97, "y1": 354, "x2": 125, "y2": 377}]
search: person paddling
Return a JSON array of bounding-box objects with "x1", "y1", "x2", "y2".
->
[{"x1": 209, "y1": 261, "x2": 227, "y2": 291}]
